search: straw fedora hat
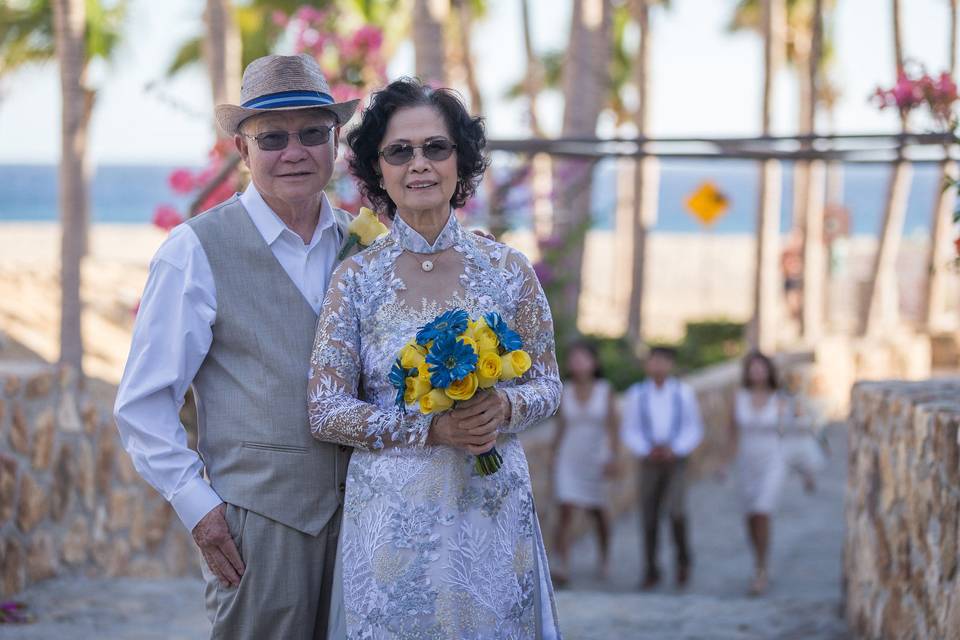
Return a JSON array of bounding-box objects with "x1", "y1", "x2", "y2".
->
[{"x1": 215, "y1": 54, "x2": 360, "y2": 136}]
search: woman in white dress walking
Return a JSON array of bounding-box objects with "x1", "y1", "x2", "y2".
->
[
  {"x1": 727, "y1": 351, "x2": 789, "y2": 596},
  {"x1": 550, "y1": 340, "x2": 620, "y2": 584}
]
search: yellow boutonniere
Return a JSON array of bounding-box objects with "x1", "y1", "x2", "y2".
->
[{"x1": 339, "y1": 207, "x2": 389, "y2": 259}]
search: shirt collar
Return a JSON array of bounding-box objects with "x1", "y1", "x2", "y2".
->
[
  {"x1": 390, "y1": 210, "x2": 462, "y2": 254},
  {"x1": 239, "y1": 182, "x2": 336, "y2": 248}
]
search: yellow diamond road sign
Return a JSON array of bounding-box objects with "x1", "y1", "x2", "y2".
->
[{"x1": 685, "y1": 181, "x2": 730, "y2": 227}]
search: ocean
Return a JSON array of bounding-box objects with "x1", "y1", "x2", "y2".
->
[{"x1": 0, "y1": 161, "x2": 945, "y2": 235}]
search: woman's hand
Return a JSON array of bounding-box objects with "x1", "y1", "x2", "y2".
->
[
  {"x1": 426, "y1": 390, "x2": 510, "y2": 455},
  {"x1": 427, "y1": 407, "x2": 498, "y2": 455}
]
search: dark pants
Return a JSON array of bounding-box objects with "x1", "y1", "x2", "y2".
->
[{"x1": 639, "y1": 458, "x2": 691, "y2": 579}]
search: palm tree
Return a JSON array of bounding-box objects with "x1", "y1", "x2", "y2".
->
[
  {"x1": 413, "y1": 0, "x2": 447, "y2": 84},
  {"x1": 862, "y1": 0, "x2": 912, "y2": 336},
  {"x1": 751, "y1": 0, "x2": 787, "y2": 352},
  {"x1": 52, "y1": 0, "x2": 86, "y2": 373},
  {"x1": 625, "y1": 0, "x2": 669, "y2": 344},
  {"x1": 922, "y1": 0, "x2": 958, "y2": 331},
  {"x1": 800, "y1": 0, "x2": 826, "y2": 341},
  {"x1": 449, "y1": 0, "x2": 485, "y2": 113},
  {"x1": 2, "y1": 0, "x2": 125, "y2": 373},
  {"x1": 203, "y1": 0, "x2": 241, "y2": 118},
  {"x1": 554, "y1": 0, "x2": 613, "y2": 327}
]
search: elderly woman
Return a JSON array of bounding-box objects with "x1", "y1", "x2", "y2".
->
[{"x1": 307, "y1": 78, "x2": 562, "y2": 638}]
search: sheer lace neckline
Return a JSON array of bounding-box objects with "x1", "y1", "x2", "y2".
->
[{"x1": 391, "y1": 210, "x2": 462, "y2": 254}]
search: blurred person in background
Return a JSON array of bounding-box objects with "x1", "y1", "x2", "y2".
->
[
  {"x1": 550, "y1": 340, "x2": 621, "y2": 586},
  {"x1": 726, "y1": 350, "x2": 820, "y2": 596},
  {"x1": 621, "y1": 346, "x2": 704, "y2": 590}
]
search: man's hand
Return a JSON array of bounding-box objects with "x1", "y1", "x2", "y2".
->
[
  {"x1": 193, "y1": 503, "x2": 245, "y2": 588},
  {"x1": 646, "y1": 445, "x2": 676, "y2": 463},
  {"x1": 471, "y1": 229, "x2": 496, "y2": 241}
]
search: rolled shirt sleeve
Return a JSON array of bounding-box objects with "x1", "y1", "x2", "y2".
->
[{"x1": 113, "y1": 224, "x2": 222, "y2": 533}]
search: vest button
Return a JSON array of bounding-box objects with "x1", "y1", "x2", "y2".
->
[
  {"x1": 338, "y1": 482, "x2": 346, "y2": 492},
  {"x1": 339, "y1": 445, "x2": 348, "y2": 452}
]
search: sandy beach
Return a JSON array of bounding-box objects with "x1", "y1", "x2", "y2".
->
[{"x1": 1, "y1": 222, "x2": 956, "y2": 385}]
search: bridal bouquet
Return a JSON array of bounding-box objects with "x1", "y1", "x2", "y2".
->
[{"x1": 389, "y1": 308, "x2": 531, "y2": 476}]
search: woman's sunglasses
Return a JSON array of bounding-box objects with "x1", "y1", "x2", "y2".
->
[
  {"x1": 243, "y1": 125, "x2": 335, "y2": 151},
  {"x1": 378, "y1": 139, "x2": 457, "y2": 166}
]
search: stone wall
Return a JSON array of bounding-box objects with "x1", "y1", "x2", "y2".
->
[
  {"x1": 844, "y1": 380, "x2": 960, "y2": 640},
  {"x1": 0, "y1": 362, "x2": 195, "y2": 600}
]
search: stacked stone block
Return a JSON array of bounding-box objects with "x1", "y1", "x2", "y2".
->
[
  {"x1": 845, "y1": 380, "x2": 960, "y2": 640},
  {"x1": 0, "y1": 363, "x2": 196, "y2": 599}
]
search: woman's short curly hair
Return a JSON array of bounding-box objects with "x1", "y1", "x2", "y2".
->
[{"x1": 346, "y1": 77, "x2": 489, "y2": 218}]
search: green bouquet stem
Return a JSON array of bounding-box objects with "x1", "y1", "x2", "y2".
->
[
  {"x1": 337, "y1": 234, "x2": 360, "y2": 260},
  {"x1": 474, "y1": 446, "x2": 503, "y2": 476}
]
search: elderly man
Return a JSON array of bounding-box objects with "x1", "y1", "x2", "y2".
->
[{"x1": 115, "y1": 54, "x2": 360, "y2": 639}]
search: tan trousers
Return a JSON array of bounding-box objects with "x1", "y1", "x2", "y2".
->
[{"x1": 202, "y1": 503, "x2": 342, "y2": 640}]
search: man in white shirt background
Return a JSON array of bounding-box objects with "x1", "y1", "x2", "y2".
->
[{"x1": 621, "y1": 346, "x2": 704, "y2": 591}]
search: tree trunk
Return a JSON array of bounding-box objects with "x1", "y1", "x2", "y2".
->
[
  {"x1": 450, "y1": 0, "x2": 483, "y2": 114},
  {"x1": 751, "y1": 0, "x2": 786, "y2": 352},
  {"x1": 520, "y1": 0, "x2": 545, "y2": 137},
  {"x1": 413, "y1": 0, "x2": 448, "y2": 84},
  {"x1": 555, "y1": 0, "x2": 612, "y2": 329},
  {"x1": 203, "y1": 0, "x2": 241, "y2": 122},
  {"x1": 53, "y1": 0, "x2": 87, "y2": 374},
  {"x1": 861, "y1": 0, "x2": 911, "y2": 336},
  {"x1": 626, "y1": 0, "x2": 660, "y2": 345},
  {"x1": 800, "y1": 0, "x2": 826, "y2": 341},
  {"x1": 921, "y1": 0, "x2": 958, "y2": 330}
]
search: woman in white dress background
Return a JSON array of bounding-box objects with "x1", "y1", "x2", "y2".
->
[
  {"x1": 727, "y1": 351, "x2": 790, "y2": 596},
  {"x1": 550, "y1": 340, "x2": 620, "y2": 585}
]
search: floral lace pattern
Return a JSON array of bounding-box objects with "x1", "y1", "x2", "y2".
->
[{"x1": 308, "y1": 212, "x2": 562, "y2": 638}]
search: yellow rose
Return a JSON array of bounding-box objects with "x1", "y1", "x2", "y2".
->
[
  {"x1": 476, "y1": 352, "x2": 502, "y2": 389},
  {"x1": 419, "y1": 388, "x2": 455, "y2": 414},
  {"x1": 404, "y1": 374, "x2": 433, "y2": 405},
  {"x1": 349, "y1": 207, "x2": 389, "y2": 246},
  {"x1": 458, "y1": 335, "x2": 479, "y2": 355},
  {"x1": 445, "y1": 373, "x2": 479, "y2": 401},
  {"x1": 475, "y1": 327, "x2": 499, "y2": 354},
  {"x1": 399, "y1": 341, "x2": 427, "y2": 369},
  {"x1": 500, "y1": 350, "x2": 532, "y2": 380}
]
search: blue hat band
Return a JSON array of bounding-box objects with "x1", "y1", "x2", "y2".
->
[{"x1": 242, "y1": 90, "x2": 336, "y2": 109}]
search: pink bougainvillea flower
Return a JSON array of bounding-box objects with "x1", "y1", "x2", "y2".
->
[
  {"x1": 538, "y1": 235, "x2": 564, "y2": 252},
  {"x1": 152, "y1": 205, "x2": 183, "y2": 232},
  {"x1": 533, "y1": 261, "x2": 555, "y2": 286},
  {"x1": 168, "y1": 168, "x2": 196, "y2": 194},
  {"x1": 352, "y1": 25, "x2": 383, "y2": 52},
  {"x1": 271, "y1": 10, "x2": 288, "y2": 27}
]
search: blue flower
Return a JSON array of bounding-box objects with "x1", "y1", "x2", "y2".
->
[
  {"x1": 483, "y1": 312, "x2": 523, "y2": 352},
  {"x1": 416, "y1": 308, "x2": 469, "y2": 346},
  {"x1": 388, "y1": 358, "x2": 414, "y2": 410},
  {"x1": 426, "y1": 333, "x2": 479, "y2": 389}
]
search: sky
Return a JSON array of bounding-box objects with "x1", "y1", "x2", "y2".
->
[{"x1": 0, "y1": 0, "x2": 954, "y2": 165}]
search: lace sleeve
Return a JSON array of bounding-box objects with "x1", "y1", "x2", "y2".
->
[
  {"x1": 307, "y1": 259, "x2": 432, "y2": 451},
  {"x1": 498, "y1": 250, "x2": 562, "y2": 434}
]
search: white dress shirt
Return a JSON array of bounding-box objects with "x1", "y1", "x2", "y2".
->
[
  {"x1": 114, "y1": 183, "x2": 342, "y2": 532},
  {"x1": 620, "y1": 378, "x2": 704, "y2": 458}
]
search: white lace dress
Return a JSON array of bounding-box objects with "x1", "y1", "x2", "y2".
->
[
  {"x1": 553, "y1": 381, "x2": 612, "y2": 508},
  {"x1": 734, "y1": 390, "x2": 787, "y2": 514},
  {"x1": 308, "y1": 211, "x2": 563, "y2": 639}
]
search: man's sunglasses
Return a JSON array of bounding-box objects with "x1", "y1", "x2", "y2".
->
[
  {"x1": 243, "y1": 125, "x2": 336, "y2": 151},
  {"x1": 378, "y1": 139, "x2": 457, "y2": 166}
]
